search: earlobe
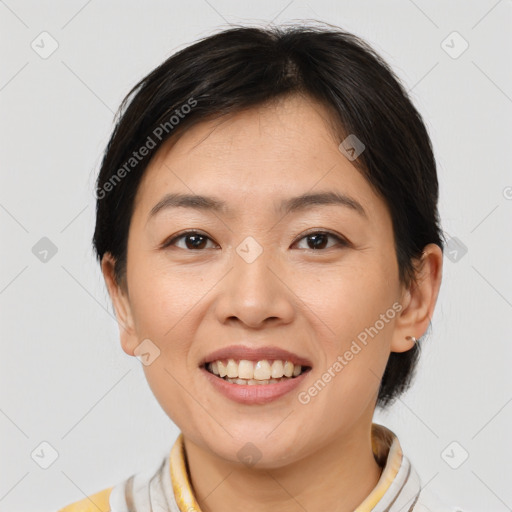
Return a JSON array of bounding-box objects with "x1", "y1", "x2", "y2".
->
[
  {"x1": 390, "y1": 333, "x2": 418, "y2": 353},
  {"x1": 100, "y1": 253, "x2": 138, "y2": 356},
  {"x1": 390, "y1": 243, "x2": 443, "y2": 353}
]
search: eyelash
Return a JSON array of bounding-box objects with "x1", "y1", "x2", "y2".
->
[{"x1": 161, "y1": 229, "x2": 350, "y2": 252}]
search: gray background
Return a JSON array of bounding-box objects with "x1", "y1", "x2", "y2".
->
[{"x1": 1, "y1": 0, "x2": 511, "y2": 510}]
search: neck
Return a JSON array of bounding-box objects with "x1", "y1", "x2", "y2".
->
[{"x1": 182, "y1": 415, "x2": 383, "y2": 512}]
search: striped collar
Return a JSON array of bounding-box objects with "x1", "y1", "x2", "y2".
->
[{"x1": 169, "y1": 423, "x2": 422, "y2": 512}]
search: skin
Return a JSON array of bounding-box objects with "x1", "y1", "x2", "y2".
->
[{"x1": 102, "y1": 93, "x2": 443, "y2": 512}]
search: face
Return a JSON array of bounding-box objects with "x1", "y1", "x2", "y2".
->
[{"x1": 105, "y1": 94, "x2": 426, "y2": 467}]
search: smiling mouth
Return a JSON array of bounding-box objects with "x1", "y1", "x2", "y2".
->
[{"x1": 202, "y1": 359, "x2": 312, "y2": 385}]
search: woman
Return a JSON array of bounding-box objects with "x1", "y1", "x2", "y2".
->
[{"x1": 58, "y1": 23, "x2": 463, "y2": 511}]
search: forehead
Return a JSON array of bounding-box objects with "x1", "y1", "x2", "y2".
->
[
  {"x1": 163, "y1": 95, "x2": 341, "y2": 160},
  {"x1": 133, "y1": 94, "x2": 389, "y2": 226}
]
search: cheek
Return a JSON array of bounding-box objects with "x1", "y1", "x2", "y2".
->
[
  {"x1": 128, "y1": 259, "x2": 206, "y2": 339},
  {"x1": 140, "y1": 357, "x2": 196, "y2": 432},
  {"x1": 297, "y1": 260, "x2": 396, "y2": 342},
  {"x1": 296, "y1": 261, "x2": 396, "y2": 396},
  {"x1": 129, "y1": 266, "x2": 206, "y2": 422}
]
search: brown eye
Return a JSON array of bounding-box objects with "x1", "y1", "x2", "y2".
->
[
  {"x1": 163, "y1": 231, "x2": 217, "y2": 250},
  {"x1": 294, "y1": 231, "x2": 348, "y2": 251}
]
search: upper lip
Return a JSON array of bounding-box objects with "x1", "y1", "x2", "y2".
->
[{"x1": 200, "y1": 345, "x2": 313, "y2": 368}]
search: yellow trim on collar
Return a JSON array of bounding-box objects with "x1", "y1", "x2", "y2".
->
[
  {"x1": 56, "y1": 487, "x2": 113, "y2": 512},
  {"x1": 355, "y1": 424, "x2": 403, "y2": 511},
  {"x1": 170, "y1": 433, "x2": 202, "y2": 512}
]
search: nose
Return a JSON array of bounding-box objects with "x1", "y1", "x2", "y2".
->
[{"x1": 214, "y1": 247, "x2": 295, "y2": 329}]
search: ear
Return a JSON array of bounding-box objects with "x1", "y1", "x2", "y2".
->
[
  {"x1": 391, "y1": 243, "x2": 443, "y2": 353},
  {"x1": 101, "y1": 253, "x2": 138, "y2": 357}
]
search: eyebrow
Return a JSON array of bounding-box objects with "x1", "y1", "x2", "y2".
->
[{"x1": 148, "y1": 191, "x2": 367, "y2": 220}]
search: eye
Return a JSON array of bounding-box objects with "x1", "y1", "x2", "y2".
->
[
  {"x1": 162, "y1": 230, "x2": 218, "y2": 250},
  {"x1": 293, "y1": 231, "x2": 349, "y2": 251},
  {"x1": 162, "y1": 229, "x2": 349, "y2": 251}
]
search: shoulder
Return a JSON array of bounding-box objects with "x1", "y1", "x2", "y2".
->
[
  {"x1": 56, "y1": 487, "x2": 113, "y2": 512},
  {"x1": 55, "y1": 449, "x2": 174, "y2": 512},
  {"x1": 414, "y1": 487, "x2": 466, "y2": 512}
]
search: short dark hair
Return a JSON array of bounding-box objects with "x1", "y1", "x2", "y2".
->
[{"x1": 93, "y1": 23, "x2": 445, "y2": 409}]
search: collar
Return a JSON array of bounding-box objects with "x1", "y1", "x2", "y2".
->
[{"x1": 169, "y1": 423, "x2": 405, "y2": 512}]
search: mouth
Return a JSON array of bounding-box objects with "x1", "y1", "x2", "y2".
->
[{"x1": 200, "y1": 359, "x2": 313, "y2": 385}]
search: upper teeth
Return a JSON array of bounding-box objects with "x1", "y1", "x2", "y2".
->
[{"x1": 208, "y1": 359, "x2": 303, "y2": 380}]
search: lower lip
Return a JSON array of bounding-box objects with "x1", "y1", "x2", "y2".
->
[{"x1": 200, "y1": 367, "x2": 311, "y2": 405}]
